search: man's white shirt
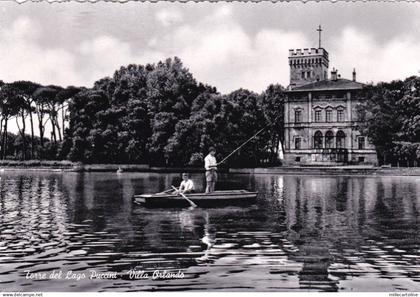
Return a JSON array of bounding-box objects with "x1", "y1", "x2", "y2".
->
[
  {"x1": 180, "y1": 179, "x2": 194, "y2": 192},
  {"x1": 204, "y1": 154, "x2": 217, "y2": 171}
]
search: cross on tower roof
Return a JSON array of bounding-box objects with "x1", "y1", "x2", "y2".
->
[{"x1": 317, "y1": 25, "x2": 323, "y2": 49}]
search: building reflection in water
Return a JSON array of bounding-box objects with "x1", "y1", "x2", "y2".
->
[
  {"x1": 52, "y1": 173, "x2": 420, "y2": 290},
  {"x1": 281, "y1": 174, "x2": 419, "y2": 291}
]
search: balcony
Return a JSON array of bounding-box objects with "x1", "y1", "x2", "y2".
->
[{"x1": 312, "y1": 148, "x2": 349, "y2": 163}]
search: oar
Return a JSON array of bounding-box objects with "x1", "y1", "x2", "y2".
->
[
  {"x1": 171, "y1": 186, "x2": 197, "y2": 208},
  {"x1": 161, "y1": 188, "x2": 174, "y2": 194},
  {"x1": 157, "y1": 187, "x2": 176, "y2": 194}
]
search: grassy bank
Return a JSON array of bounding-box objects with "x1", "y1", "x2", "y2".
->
[
  {"x1": 0, "y1": 160, "x2": 75, "y2": 168},
  {"x1": 0, "y1": 161, "x2": 206, "y2": 173},
  {"x1": 229, "y1": 166, "x2": 420, "y2": 176}
]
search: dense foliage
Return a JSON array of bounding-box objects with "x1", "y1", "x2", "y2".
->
[
  {"x1": 62, "y1": 57, "x2": 286, "y2": 166},
  {"x1": 359, "y1": 76, "x2": 420, "y2": 166},
  {"x1": 2, "y1": 56, "x2": 419, "y2": 167},
  {"x1": 0, "y1": 80, "x2": 81, "y2": 160}
]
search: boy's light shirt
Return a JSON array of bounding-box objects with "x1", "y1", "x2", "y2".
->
[
  {"x1": 204, "y1": 154, "x2": 217, "y2": 170},
  {"x1": 180, "y1": 179, "x2": 194, "y2": 191}
]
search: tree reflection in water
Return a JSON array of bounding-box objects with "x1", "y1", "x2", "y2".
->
[{"x1": 0, "y1": 171, "x2": 418, "y2": 291}]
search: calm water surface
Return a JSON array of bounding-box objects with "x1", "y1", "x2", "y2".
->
[{"x1": 0, "y1": 171, "x2": 419, "y2": 292}]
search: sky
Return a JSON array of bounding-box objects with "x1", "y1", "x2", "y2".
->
[{"x1": 1, "y1": 1, "x2": 420, "y2": 96}]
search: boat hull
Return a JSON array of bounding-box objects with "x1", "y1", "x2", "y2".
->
[{"x1": 133, "y1": 190, "x2": 257, "y2": 208}]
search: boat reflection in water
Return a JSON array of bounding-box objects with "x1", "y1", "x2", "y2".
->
[{"x1": 0, "y1": 171, "x2": 418, "y2": 291}]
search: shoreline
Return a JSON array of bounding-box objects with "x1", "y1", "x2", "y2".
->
[
  {"x1": 1, "y1": 161, "x2": 420, "y2": 176},
  {"x1": 229, "y1": 166, "x2": 420, "y2": 176}
]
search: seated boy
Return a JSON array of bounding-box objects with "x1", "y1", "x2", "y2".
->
[{"x1": 178, "y1": 173, "x2": 195, "y2": 194}]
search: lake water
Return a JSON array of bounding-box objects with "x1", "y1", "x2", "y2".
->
[{"x1": 0, "y1": 171, "x2": 419, "y2": 292}]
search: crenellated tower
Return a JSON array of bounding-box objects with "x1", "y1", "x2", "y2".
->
[
  {"x1": 288, "y1": 25, "x2": 329, "y2": 89},
  {"x1": 288, "y1": 47, "x2": 329, "y2": 89}
]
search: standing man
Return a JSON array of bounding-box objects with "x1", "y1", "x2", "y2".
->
[{"x1": 204, "y1": 147, "x2": 218, "y2": 193}]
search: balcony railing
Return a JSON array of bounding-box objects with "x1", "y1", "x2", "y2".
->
[{"x1": 312, "y1": 148, "x2": 349, "y2": 163}]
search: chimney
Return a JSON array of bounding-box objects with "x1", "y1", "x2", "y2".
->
[
  {"x1": 352, "y1": 68, "x2": 357, "y2": 82},
  {"x1": 331, "y1": 68, "x2": 338, "y2": 81}
]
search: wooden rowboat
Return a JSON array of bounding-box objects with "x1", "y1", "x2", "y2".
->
[{"x1": 133, "y1": 190, "x2": 258, "y2": 208}]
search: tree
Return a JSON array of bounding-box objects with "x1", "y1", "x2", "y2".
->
[
  {"x1": 66, "y1": 89, "x2": 111, "y2": 162},
  {"x1": 33, "y1": 86, "x2": 61, "y2": 153},
  {"x1": 219, "y1": 88, "x2": 269, "y2": 167},
  {"x1": 146, "y1": 57, "x2": 204, "y2": 165},
  {"x1": 59, "y1": 57, "x2": 286, "y2": 166},
  {"x1": 360, "y1": 76, "x2": 420, "y2": 165},
  {"x1": 0, "y1": 84, "x2": 21, "y2": 159},
  {"x1": 54, "y1": 86, "x2": 81, "y2": 141},
  {"x1": 9, "y1": 81, "x2": 41, "y2": 159},
  {"x1": 109, "y1": 64, "x2": 153, "y2": 163},
  {"x1": 359, "y1": 81, "x2": 404, "y2": 164},
  {"x1": 164, "y1": 88, "x2": 220, "y2": 166},
  {"x1": 260, "y1": 84, "x2": 286, "y2": 163},
  {"x1": 398, "y1": 77, "x2": 420, "y2": 143},
  {"x1": 165, "y1": 87, "x2": 276, "y2": 167}
]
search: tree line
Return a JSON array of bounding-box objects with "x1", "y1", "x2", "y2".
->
[
  {"x1": 0, "y1": 80, "x2": 82, "y2": 160},
  {"x1": 1, "y1": 56, "x2": 419, "y2": 167},
  {"x1": 360, "y1": 76, "x2": 420, "y2": 166},
  {"x1": 61, "y1": 57, "x2": 285, "y2": 167}
]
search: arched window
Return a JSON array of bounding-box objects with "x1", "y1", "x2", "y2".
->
[
  {"x1": 314, "y1": 131, "x2": 323, "y2": 149},
  {"x1": 325, "y1": 131, "x2": 334, "y2": 148},
  {"x1": 336, "y1": 130, "x2": 346, "y2": 148}
]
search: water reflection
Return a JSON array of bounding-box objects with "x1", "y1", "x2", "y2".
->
[
  {"x1": 280, "y1": 175, "x2": 420, "y2": 291},
  {"x1": 0, "y1": 172, "x2": 418, "y2": 291}
]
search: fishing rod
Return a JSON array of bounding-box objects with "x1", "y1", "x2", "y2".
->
[{"x1": 217, "y1": 115, "x2": 279, "y2": 165}]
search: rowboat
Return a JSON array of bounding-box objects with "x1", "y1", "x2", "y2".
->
[{"x1": 133, "y1": 190, "x2": 258, "y2": 208}]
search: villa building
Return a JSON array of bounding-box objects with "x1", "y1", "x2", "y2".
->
[{"x1": 283, "y1": 33, "x2": 378, "y2": 165}]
